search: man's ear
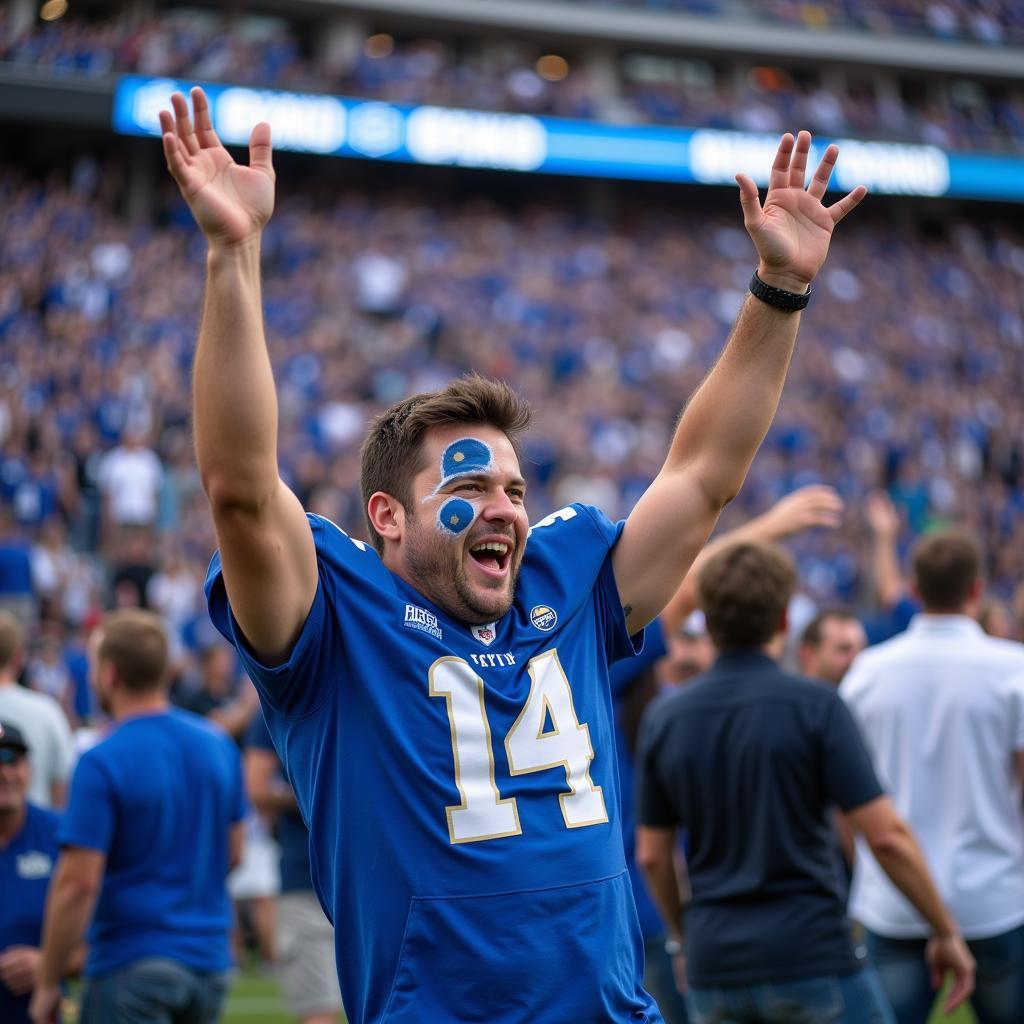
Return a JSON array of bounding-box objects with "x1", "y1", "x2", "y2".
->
[{"x1": 367, "y1": 492, "x2": 405, "y2": 545}]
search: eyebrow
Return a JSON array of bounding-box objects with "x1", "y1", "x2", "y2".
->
[{"x1": 444, "y1": 471, "x2": 527, "y2": 490}]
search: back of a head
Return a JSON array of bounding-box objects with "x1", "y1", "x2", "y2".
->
[
  {"x1": 359, "y1": 374, "x2": 531, "y2": 552},
  {"x1": 698, "y1": 542, "x2": 796, "y2": 652},
  {"x1": 98, "y1": 609, "x2": 169, "y2": 694},
  {"x1": 0, "y1": 612, "x2": 23, "y2": 674},
  {"x1": 911, "y1": 530, "x2": 981, "y2": 614}
]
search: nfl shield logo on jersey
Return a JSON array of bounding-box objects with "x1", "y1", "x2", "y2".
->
[{"x1": 471, "y1": 622, "x2": 496, "y2": 646}]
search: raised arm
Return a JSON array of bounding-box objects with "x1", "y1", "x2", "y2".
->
[
  {"x1": 162, "y1": 88, "x2": 317, "y2": 664},
  {"x1": 865, "y1": 490, "x2": 906, "y2": 610},
  {"x1": 613, "y1": 132, "x2": 865, "y2": 631}
]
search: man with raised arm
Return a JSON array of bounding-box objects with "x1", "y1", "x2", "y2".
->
[{"x1": 162, "y1": 87, "x2": 866, "y2": 1024}]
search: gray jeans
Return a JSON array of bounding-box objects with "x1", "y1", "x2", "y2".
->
[{"x1": 80, "y1": 957, "x2": 231, "y2": 1024}]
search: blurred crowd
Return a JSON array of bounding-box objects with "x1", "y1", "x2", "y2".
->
[
  {"x1": 2, "y1": 8, "x2": 1023, "y2": 153},
  {"x1": 2, "y1": 153, "x2": 1024, "y2": 725}
]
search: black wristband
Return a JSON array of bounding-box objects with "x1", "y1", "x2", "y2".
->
[{"x1": 749, "y1": 270, "x2": 810, "y2": 312}]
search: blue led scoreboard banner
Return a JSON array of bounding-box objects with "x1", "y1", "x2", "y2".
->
[{"x1": 112, "y1": 75, "x2": 1024, "y2": 203}]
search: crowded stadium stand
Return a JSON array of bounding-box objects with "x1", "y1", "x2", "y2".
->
[{"x1": 1, "y1": 0, "x2": 1023, "y2": 1020}]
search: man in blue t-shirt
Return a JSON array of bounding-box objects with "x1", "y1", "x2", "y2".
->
[
  {"x1": 163, "y1": 86, "x2": 868, "y2": 1023},
  {"x1": 635, "y1": 542, "x2": 975, "y2": 1023},
  {"x1": 30, "y1": 611, "x2": 246, "y2": 1024},
  {"x1": 0, "y1": 721, "x2": 73, "y2": 1024}
]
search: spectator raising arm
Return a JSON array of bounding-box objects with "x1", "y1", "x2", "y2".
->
[
  {"x1": 660, "y1": 484, "x2": 844, "y2": 635},
  {"x1": 843, "y1": 796, "x2": 975, "y2": 1013},
  {"x1": 612, "y1": 132, "x2": 865, "y2": 633},
  {"x1": 161, "y1": 88, "x2": 317, "y2": 666},
  {"x1": 866, "y1": 490, "x2": 905, "y2": 610}
]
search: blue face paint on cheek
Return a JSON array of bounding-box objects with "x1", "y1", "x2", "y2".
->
[{"x1": 437, "y1": 498, "x2": 476, "y2": 535}]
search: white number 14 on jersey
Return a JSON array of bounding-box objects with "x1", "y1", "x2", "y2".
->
[{"x1": 429, "y1": 649, "x2": 608, "y2": 844}]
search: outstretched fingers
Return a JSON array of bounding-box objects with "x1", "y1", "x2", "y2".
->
[
  {"x1": 787, "y1": 130, "x2": 812, "y2": 188},
  {"x1": 170, "y1": 92, "x2": 200, "y2": 156},
  {"x1": 735, "y1": 173, "x2": 763, "y2": 228},
  {"x1": 248, "y1": 122, "x2": 274, "y2": 176},
  {"x1": 807, "y1": 143, "x2": 839, "y2": 199},
  {"x1": 160, "y1": 111, "x2": 189, "y2": 182},
  {"x1": 768, "y1": 133, "x2": 795, "y2": 191},
  {"x1": 190, "y1": 87, "x2": 219, "y2": 149},
  {"x1": 828, "y1": 184, "x2": 868, "y2": 224}
]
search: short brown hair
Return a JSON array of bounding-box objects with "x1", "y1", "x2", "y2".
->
[
  {"x1": 0, "y1": 612, "x2": 23, "y2": 671},
  {"x1": 912, "y1": 530, "x2": 981, "y2": 612},
  {"x1": 97, "y1": 610, "x2": 169, "y2": 693},
  {"x1": 800, "y1": 606, "x2": 859, "y2": 648},
  {"x1": 698, "y1": 542, "x2": 796, "y2": 651},
  {"x1": 359, "y1": 374, "x2": 531, "y2": 552}
]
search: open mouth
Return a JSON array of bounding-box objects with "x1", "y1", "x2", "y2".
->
[{"x1": 468, "y1": 539, "x2": 513, "y2": 577}]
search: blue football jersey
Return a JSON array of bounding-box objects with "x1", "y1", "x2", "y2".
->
[{"x1": 206, "y1": 503, "x2": 661, "y2": 1024}]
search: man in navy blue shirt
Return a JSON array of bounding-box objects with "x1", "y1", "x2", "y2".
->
[
  {"x1": 0, "y1": 721, "x2": 72, "y2": 1024},
  {"x1": 636, "y1": 542, "x2": 975, "y2": 1024},
  {"x1": 30, "y1": 611, "x2": 246, "y2": 1024}
]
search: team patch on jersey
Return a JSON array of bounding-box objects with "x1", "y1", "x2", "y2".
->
[
  {"x1": 16, "y1": 851, "x2": 52, "y2": 879},
  {"x1": 404, "y1": 604, "x2": 443, "y2": 640},
  {"x1": 470, "y1": 622, "x2": 497, "y2": 646},
  {"x1": 530, "y1": 605, "x2": 558, "y2": 631}
]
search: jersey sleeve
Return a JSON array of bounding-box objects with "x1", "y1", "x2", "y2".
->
[
  {"x1": 584, "y1": 506, "x2": 646, "y2": 666},
  {"x1": 820, "y1": 691, "x2": 884, "y2": 812},
  {"x1": 59, "y1": 752, "x2": 116, "y2": 854},
  {"x1": 528, "y1": 503, "x2": 644, "y2": 666},
  {"x1": 204, "y1": 513, "x2": 384, "y2": 719}
]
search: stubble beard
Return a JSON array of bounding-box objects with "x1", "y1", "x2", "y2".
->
[{"x1": 404, "y1": 513, "x2": 519, "y2": 625}]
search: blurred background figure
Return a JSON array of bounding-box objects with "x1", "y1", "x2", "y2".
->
[
  {"x1": 31, "y1": 611, "x2": 246, "y2": 1024},
  {"x1": 636, "y1": 542, "x2": 975, "y2": 1024},
  {"x1": 246, "y1": 711, "x2": 345, "y2": 1024},
  {"x1": 0, "y1": 613, "x2": 73, "y2": 809},
  {"x1": 659, "y1": 611, "x2": 715, "y2": 688},
  {"x1": 0, "y1": 721, "x2": 80, "y2": 1024},
  {"x1": 798, "y1": 607, "x2": 867, "y2": 687},
  {"x1": 842, "y1": 531, "x2": 1024, "y2": 1024}
]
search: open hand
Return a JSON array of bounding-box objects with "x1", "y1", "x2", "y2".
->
[
  {"x1": 160, "y1": 88, "x2": 275, "y2": 249},
  {"x1": 866, "y1": 491, "x2": 900, "y2": 539},
  {"x1": 765, "y1": 485, "x2": 844, "y2": 539},
  {"x1": 0, "y1": 945, "x2": 41, "y2": 995},
  {"x1": 28, "y1": 981, "x2": 61, "y2": 1024},
  {"x1": 926, "y1": 932, "x2": 975, "y2": 1014},
  {"x1": 737, "y1": 131, "x2": 867, "y2": 293}
]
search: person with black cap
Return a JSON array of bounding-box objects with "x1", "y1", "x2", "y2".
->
[{"x1": 0, "y1": 721, "x2": 79, "y2": 1024}]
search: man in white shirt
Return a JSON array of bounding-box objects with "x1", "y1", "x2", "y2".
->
[
  {"x1": 842, "y1": 530, "x2": 1024, "y2": 1024},
  {"x1": 0, "y1": 615, "x2": 74, "y2": 809},
  {"x1": 97, "y1": 430, "x2": 164, "y2": 532}
]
